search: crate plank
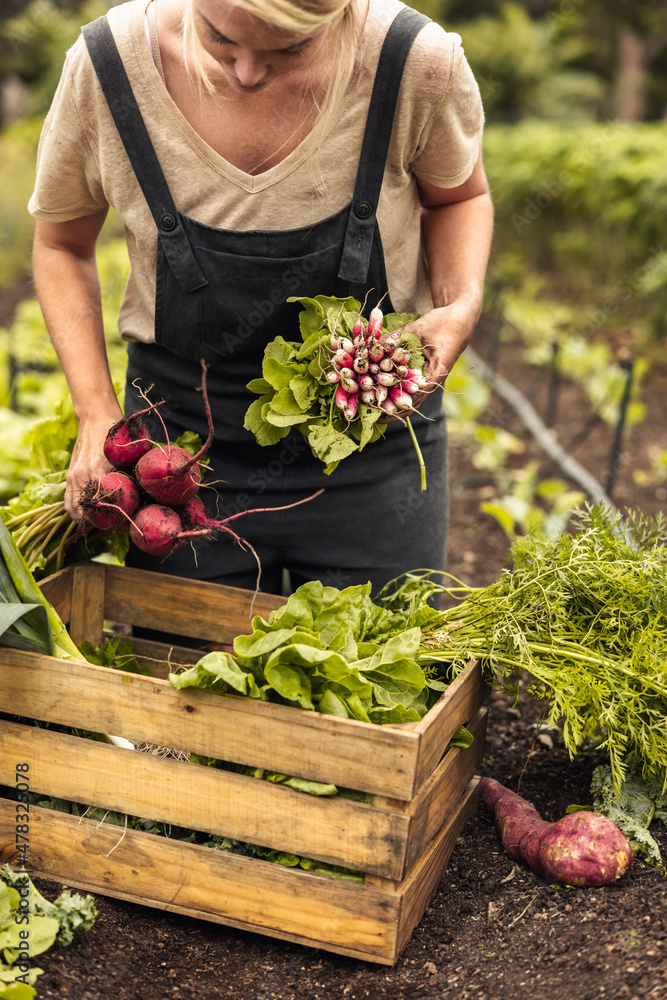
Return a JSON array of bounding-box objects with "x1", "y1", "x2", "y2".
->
[
  {"x1": 69, "y1": 563, "x2": 107, "y2": 647},
  {"x1": 396, "y1": 777, "x2": 480, "y2": 955},
  {"x1": 101, "y1": 564, "x2": 286, "y2": 643},
  {"x1": 0, "y1": 800, "x2": 400, "y2": 964},
  {"x1": 404, "y1": 709, "x2": 486, "y2": 871},
  {"x1": 0, "y1": 721, "x2": 410, "y2": 878},
  {"x1": 37, "y1": 565, "x2": 74, "y2": 622},
  {"x1": 412, "y1": 661, "x2": 488, "y2": 790},
  {"x1": 0, "y1": 652, "x2": 423, "y2": 799}
]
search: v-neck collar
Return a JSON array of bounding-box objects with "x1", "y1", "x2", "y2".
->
[{"x1": 127, "y1": 0, "x2": 382, "y2": 193}]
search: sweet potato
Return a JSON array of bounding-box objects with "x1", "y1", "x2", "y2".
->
[{"x1": 480, "y1": 777, "x2": 633, "y2": 887}]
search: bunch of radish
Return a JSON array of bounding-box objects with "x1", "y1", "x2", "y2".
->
[
  {"x1": 326, "y1": 305, "x2": 428, "y2": 421},
  {"x1": 79, "y1": 363, "x2": 321, "y2": 563}
]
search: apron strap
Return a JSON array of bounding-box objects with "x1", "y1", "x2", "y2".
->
[
  {"x1": 337, "y1": 6, "x2": 430, "y2": 285},
  {"x1": 82, "y1": 16, "x2": 208, "y2": 293}
]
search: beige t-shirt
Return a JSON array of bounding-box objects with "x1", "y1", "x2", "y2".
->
[{"x1": 29, "y1": 0, "x2": 484, "y2": 343}]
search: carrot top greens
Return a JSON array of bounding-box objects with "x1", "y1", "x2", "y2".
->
[{"x1": 381, "y1": 504, "x2": 667, "y2": 796}]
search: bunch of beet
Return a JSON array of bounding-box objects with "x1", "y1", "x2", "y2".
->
[
  {"x1": 79, "y1": 363, "x2": 321, "y2": 560},
  {"x1": 326, "y1": 306, "x2": 428, "y2": 421}
]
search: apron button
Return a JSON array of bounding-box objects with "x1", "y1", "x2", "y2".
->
[
  {"x1": 160, "y1": 213, "x2": 177, "y2": 231},
  {"x1": 354, "y1": 200, "x2": 373, "y2": 219}
]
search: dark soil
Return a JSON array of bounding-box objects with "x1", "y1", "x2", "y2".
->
[{"x1": 11, "y1": 313, "x2": 667, "y2": 1000}]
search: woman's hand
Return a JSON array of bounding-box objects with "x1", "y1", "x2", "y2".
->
[
  {"x1": 376, "y1": 300, "x2": 477, "y2": 423},
  {"x1": 64, "y1": 409, "x2": 123, "y2": 520},
  {"x1": 402, "y1": 298, "x2": 478, "y2": 401}
]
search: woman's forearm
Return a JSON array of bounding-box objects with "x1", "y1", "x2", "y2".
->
[
  {"x1": 33, "y1": 214, "x2": 120, "y2": 421},
  {"x1": 410, "y1": 161, "x2": 494, "y2": 384},
  {"x1": 422, "y1": 191, "x2": 494, "y2": 327},
  {"x1": 33, "y1": 214, "x2": 123, "y2": 515}
]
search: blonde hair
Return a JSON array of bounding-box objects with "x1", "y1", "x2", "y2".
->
[{"x1": 182, "y1": 0, "x2": 360, "y2": 177}]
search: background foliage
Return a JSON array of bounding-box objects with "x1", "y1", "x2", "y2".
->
[{"x1": 0, "y1": 0, "x2": 665, "y2": 525}]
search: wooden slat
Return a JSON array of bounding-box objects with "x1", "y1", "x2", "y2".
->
[
  {"x1": 68, "y1": 563, "x2": 107, "y2": 647},
  {"x1": 0, "y1": 652, "x2": 421, "y2": 798},
  {"x1": 0, "y1": 799, "x2": 399, "y2": 964},
  {"x1": 37, "y1": 565, "x2": 74, "y2": 622},
  {"x1": 403, "y1": 709, "x2": 486, "y2": 871},
  {"x1": 101, "y1": 564, "x2": 287, "y2": 643},
  {"x1": 412, "y1": 661, "x2": 488, "y2": 790},
  {"x1": 396, "y1": 777, "x2": 480, "y2": 955},
  {"x1": 0, "y1": 721, "x2": 410, "y2": 878}
]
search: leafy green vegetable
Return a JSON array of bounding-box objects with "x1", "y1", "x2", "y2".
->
[
  {"x1": 243, "y1": 295, "x2": 420, "y2": 475},
  {"x1": 588, "y1": 761, "x2": 667, "y2": 867},
  {"x1": 391, "y1": 504, "x2": 667, "y2": 796},
  {"x1": 0, "y1": 518, "x2": 83, "y2": 660},
  {"x1": 78, "y1": 635, "x2": 152, "y2": 676},
  {"x1": 170, "y1": 579, "x2": 445, "y2": 724},
  {"x1": 0, "y1": 865, "x2": 98, "y2": 998},
  {"x1": 1, "y1": 865, "x2": 98, "y2": 949}
]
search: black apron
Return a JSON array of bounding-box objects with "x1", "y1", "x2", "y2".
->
[{"x1": 83, "y1": 5, "x2": 450, "y2": 600}]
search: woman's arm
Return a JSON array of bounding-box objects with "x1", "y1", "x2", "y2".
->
[
  {"x1": 409, "y1": 153, "x2": 494, "y2": 389},
  {"x1": 32, "y1": 212, "x2": 123, "y2": 518}
]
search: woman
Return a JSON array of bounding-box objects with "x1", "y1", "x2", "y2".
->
[{"x1": 30, "y1": 0, "x2": 493, "y2": 596}]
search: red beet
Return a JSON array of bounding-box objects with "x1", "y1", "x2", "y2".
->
[
  {"x1": 134, "y1": 445, "x2": 203, "y2": 504},
  {"x1": 129, "y1": 504, "x2": 209, "y2": 556},
  {"x1": 80, "y1": 471, "x2": 141, "y2": 531},
  {"x1": 134, "y1": 361, "x2": 214, "y2": 505},
  {"x1": 103, "y1": 401, "x2": 165, "y2": 468}
]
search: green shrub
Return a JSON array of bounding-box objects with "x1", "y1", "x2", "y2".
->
[{"x1": 484, "y1": 120, "x2": 667, "y2": 341}]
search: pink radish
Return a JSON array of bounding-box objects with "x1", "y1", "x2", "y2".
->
[
  {"x1": 352, "y1": 318, "x2": 366, "y2": 342},
  {"x1": 389, "y1": 386, "x2": 413, "y2": 410},
  {"x1": 103, "y1": 400, "x2": 165, "y2": 469},
  {"x1": 334, "y1": 385, "x2": 349, "y2": 411},
  {"x1": 325, "y1": 371, "x2": 341, "y2": 384},
  {"x1": 390, "y1": 347, "x2": 411, "y2": 365},
  {"x1": 340, "y1": 375, "x2": 358, "y2": 394},
  {"x1": 368, "y1": 341, "x2": 385, "y2": 362},
  {"x1": 344, "y1": 395, "x2": 358, "y2": 420},
  {"x1": 368, "y1": 306, "x2": 383, "y2": 339},
  {"x1": 130, "y1": 504, "x2": 209, "y2": 557},
  {"x1": 402, "y1": 380, "x2": 420, "y2": 395},
  {"x1": 334, "y1": 350, "x2": 354, "y2": 369},
  {"x1": 80, "y1": 471, "x2": 140, "y2": 531}
]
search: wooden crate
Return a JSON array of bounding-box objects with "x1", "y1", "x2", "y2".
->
[{"x1": 0, "y1": 562, "x2": 487, "y2": 964}]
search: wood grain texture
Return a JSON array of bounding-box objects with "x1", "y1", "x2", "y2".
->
[
  {"x1": 0, "y1": 720, "x2": 411, "y2": 878},
  {"x1": 68, "y1": 563, "x2": 107, "y2": 647},
  {"x1": 396, "y1": 777, "x2": 480, "y2": 955},
  {"x1": 101, "y1": 564, "x2": 287, "y2": 643},
  {"x1": 0, "y1": 652, "x2": 422, "y2": 799},
  {"x1": 413, "y1": 661, "x2": 489, "y2": 791},
  {"x1": 0, "y1": 799, "x2": 400, "y2": 964},
  {"x1": 37, "y1": 565, "x2": 74, "y2": 622},
  {"x1": 403, "y1": 709, "x2": 487, "y2": 871}
]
